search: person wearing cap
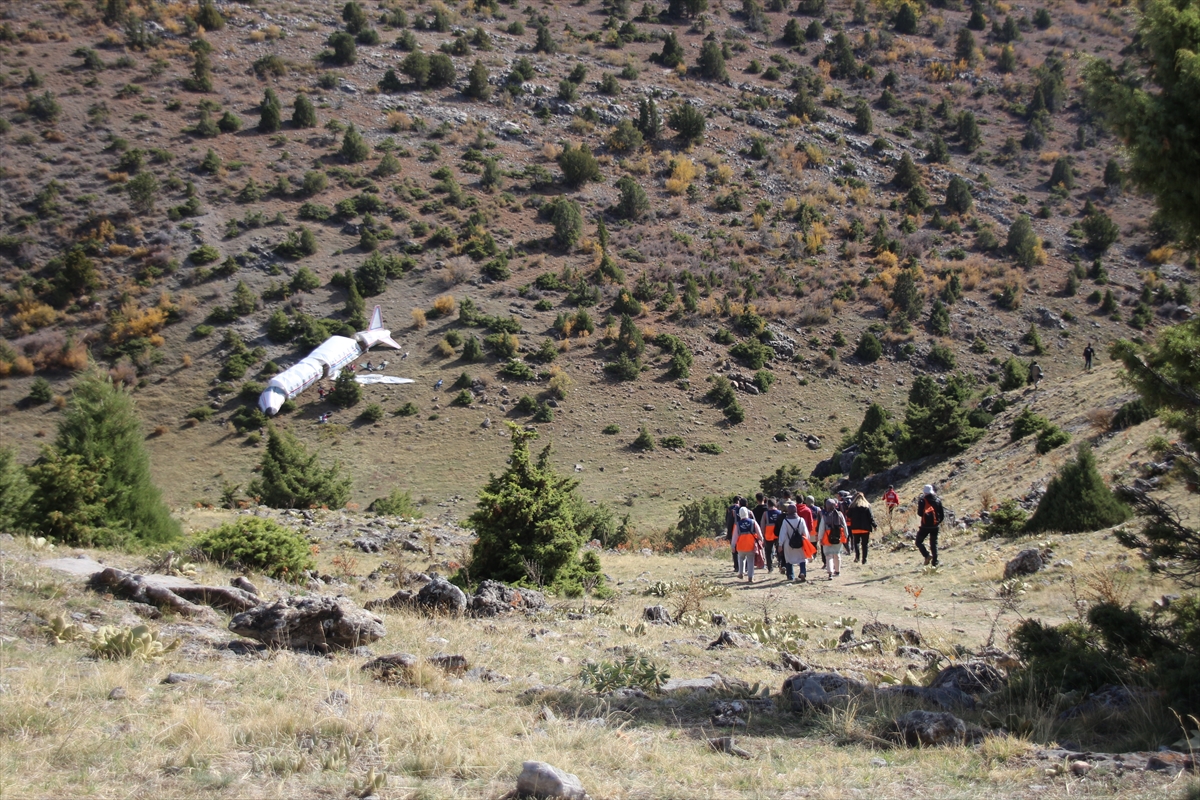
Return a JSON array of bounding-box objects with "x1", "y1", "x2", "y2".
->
[
  {"x1": 817, "y1": 498, "x2": 848, "y2": 579},
  {"x1": 733, "y1": 506, "x2": 764, "y2": 582},
  {"x1": 916, "y1": 484, "x2": 945, "y2": 567},
  {"x1": 776, "y1": 502, "x2": 812, "y2": 583}
]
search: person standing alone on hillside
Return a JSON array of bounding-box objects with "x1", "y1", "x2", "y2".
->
[
  {"x1": 847, "y1": 492, "x2": 877, "y2": 565},
  {"x1": 884, "y1": 485, "x2": 899, "y2": 514},
  {"x1": 1084, "y1": 342, "x2": 1095, "y2": 372},
  {"x1": 915, "y1": 484, "x2": 944, "y2": 567}
]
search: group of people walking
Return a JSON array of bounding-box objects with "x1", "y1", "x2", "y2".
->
[{"x1": 725, "y1": 484, "x2": 944, "y2": 583}]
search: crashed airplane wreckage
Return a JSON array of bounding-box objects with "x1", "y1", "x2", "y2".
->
[{"x1": 258, "y1": 306, "x2": 412, "y2": 415}]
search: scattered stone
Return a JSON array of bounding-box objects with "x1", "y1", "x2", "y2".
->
[
  {"x1": 1070, "y1": 760, "x2": 1092, "y2": 776},
  {"x1": 780, "y1": 652, "x2": 808, "y2": 672},
  {"x1": 642, "y1": 605, "x2": 672, "y2": 624},
  {"x1": 470, "y1": 580, "x2": 546, "y2": 617},
  {"x1": 891, "y1": 710, "x2": 967, "y2": 746},
  {"x1": 780, "y1": 672, "x2": 869, "y2": 711},
  {"x1": 538, "y1": 705, "x2": 557, "y2": 723},
  {"x1": 361, "y1": 652, "x2": 417, "y2": 682},
  {"x1": 863, "y1": 622, "x2": 922, "y2": 645},
  {"x1": 429, "y1": 654, "x2": 469, "y2": 674},
  {"x1": 108, "y1": 686, "x2": 126, "y2": 700},
  {"x1": 128, "y1": 602, "x2": 162, "y2": 620},
  {"x1": 163, "y1": 672, "x2": 228, "y2": 687},
  {"x1": 229, "y1": 595, "x2": 385, "y2": 652},
  {"x1": 706, "y1": 737, "x2": 752, "y2": 759},
  {"x1": 1004, "y1": 548, "x2": 1045, "y2": 579},
  {"x1": 707, "y1": 630, "x2": 758, "y2": 650},
  {"x1": 878, "y1": 684, "x2": 977, "y2": 710},
  {"x1": 1059, "y1": 684, "x2": 1157, "y2": 719},
  {"x1": 838, "y1": 627, "x2": 855, "y2": 644},
  {"x1": 231, "y1": 576, "x2": 259, "y2": 596},
  {"x1": 928, "y1": 661, "x2": 1007, "y2": 695},
  {"x1": 515, "y1": 760, "x2": 587, "y2": 800},
  {"x1": 870, "y1": 757, "x2": 888, "y2": 767}
]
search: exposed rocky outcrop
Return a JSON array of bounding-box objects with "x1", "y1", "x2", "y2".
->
[{"x1": 229, "y1": 595, "x2": 385, "y2": 652}]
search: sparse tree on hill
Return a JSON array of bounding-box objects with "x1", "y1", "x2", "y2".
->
[
  {"x1": 945, "y1": 175, "x2": 973, "y2": 214},
  {"x1": 465, "y1": 59, "x2": 491, "y2": 100},
  {"x1": 697, "y1": 41, "x2": 729, "y2": 82},
  {"x1": 1025, "y1": 444, "x2": 1130, "y2": 533},
  {"x1": 195, "y1": 0, "x2": 224, "y2": 31},
  {"x1": 291, "y1": 93, "x2": 317, "y2": 127},
  {"x1": 340, "y1": 123, "x2": 370, "y2": 163},
  {"x1": 250, "y1": 425, "x2": 351, "y2": 509},
  {"x1": 668, "y1": 103, "x2": 706, "y2": 145}
]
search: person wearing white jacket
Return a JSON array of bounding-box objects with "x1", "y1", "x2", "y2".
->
[
  {"x1": 817, "y1": 498, "x2": 848, "y2": 579},
  {"x1": 776, "y1": 502, "x2": 811, "y2": 583}
]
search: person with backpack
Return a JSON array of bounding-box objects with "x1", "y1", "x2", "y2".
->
[
  {"x1": 817, "y1": 498, "x2": 847, "y2": 579},
  {"x1": 804, "y1": 495, "x2": 823, "y2": 568},
  {"x1": 725, "y1": 496, "x2": 745, "y2": 573},
  {"x1": 847, "y1": 492, "x2": 878, "y2": 565},
  {"x1": 733, "y1": 507, "x2": 764, "y2": 582},
  {"x1": 916, "y1": 484, "x2": 945, "y2": 567},
  {"x1": 777, "y1": 502, "x2": 813, "y2": 583},
  {"x1": 761, "y1": 499, "x2": 782, "y2": 573}
]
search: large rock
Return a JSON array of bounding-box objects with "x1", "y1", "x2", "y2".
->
[
  {"x1": 470, "y1": 580, "x2": 545, "y2": 617},
  {"x1": 891, "y1": 710, "x2": 967, "y2": 746},
  {"x1": 642, "y1": 605, "x2": 672, "y2": 624},
  {"x1": 781, "y1": 672, "x2": 869, "y2": 711},
  {"x1": 516, "y1": 760, "x2": 587, "y2": 800},
  {"x1": 929, "y1": 661, "x2": 1007, "y2": 695},
  {"x1": 229, "y1": 595, "x2": 385, "y2": 652},
  {"x1": 416, "y1": 576, "x2": 468, "y2": 614},
  {"x1": 707, "y1": 630, "x2": 758, "y2": 650},
  {"x1": 1004, "y1": 548, "x2": 1044, "y2": 579}
]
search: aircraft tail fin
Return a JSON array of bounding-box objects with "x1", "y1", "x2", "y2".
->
[{"x1": 368, "y1": 305, "x2": 384, "y2": 331}]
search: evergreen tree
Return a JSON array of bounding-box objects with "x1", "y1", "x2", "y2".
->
[
  {"x1": 292, "y1": 93, "x2": 317, "y2": 127},
  {"x1": 636, "y1": 98, "x2": 661, "y2": 141},
  {"x1": 1007, "y1": 214, "x2": 1042, "y2": 267},
  {"x1": 342, "y1": 1, "x2": 369, "y2": 34},
  {"x1": 104, "y1": 0, "x2": 128, "y2": 26},
  {"x1": 928, "y1": 298, "x2": 950, "y2": 335},
  {"x1": 668, "y1": 103, "x2": 706, "y2": 145},
  {"x1": 1025, "y1": 444, "x2": 1131, "y2": 533},
  {"x1": 890, "y1": 266, "x2": 923, "y2": 321},
  {"x1": 344, "y1": 278, "x2": 367, "y2": 328},
  {"x1": 849, "y1": 402, "x2": 898, "y2": 478},
  {"x1": 195, "y1": 0, "x2": 224, "y2": 30},
  {"x1": 40, "y1": 373, "x2": 180, "y2": 545},
  {"x1": 551, "y1": 199, "x2": 584, "y2": 249},
  {"x1": 945, "y1": 175, "x2": 973, "y2": 214},
  {"x1": 465, "y1": 59, "x2": 491, "y2": 100},
  {"x1": 998, "y1": 44, "x2": 1017, "y2": 73},
  {"x1": 462, "y1": 334, "x2": 484, "y2": 362},
  {"x1": 327, "y1": 31, "x2": 357, "y2": 65},
  {"x1": 955, "y1": 28, "x2": 977, "y2": 65},
  {"x1": 926, "y1": 133, "x2": 949, "y2": 163},
  {"x1": 250, "y1": 425, "x2": 352, "y2": 509},
  {"x1": 557, "y1": 144, "x2": 601, "y2": 188},
  {"x1": 0, "y1": 448, "x2": 31, "y2": 534},
  {"x1": 258, "y1": 90, "x2": 282, "y2": 133},
  {"x1": 958, "y1": 111, "x2": 982, "y2": 151},
  {"x1": 894, "y1": 2, "x2": 918, "y2": 34},
  {"x1": 892, "y1": 152, "x2": 921, "y2": 191},
  {"x1": 327, "y1": 367, "x2": 363, "y2": 408},
  {"x1": 267, "y1": 308, "x2": 292, "y2": 343},
  {"x1": 897, "y1": 375, "x2": 985, "y2": 460},
  {"x1": 1049, "y1": 156, "x2": 1075, "y2": 190},
  {"x1": 659, "y1": 32, "x2": 685, "y2": 67},
  {"x1": 534, "y1": 24, "x2": 557, "y2": 54},
  {"x1": 467, "y1": 424, "x2": 582, "y2": 585},
  {"x1": 782, "y1": 18, "x2": 803, "y2": 46},
  {"x1": 615, "y1": 175, "x2": 650, "y2": 220},
  {"x1": 340, "y1": 123, "x2": 370, "y2": 163},
  {"x1": 696, "y1": 41, "x2": 729, "y2": 82},
  {"x1": 853, "y1": 98, "x2": 873, "y2": 134},
  {"x1": 184, "y1": 38, "x2": 214, "y2": 92}
]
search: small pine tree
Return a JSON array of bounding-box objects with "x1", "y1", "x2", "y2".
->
[
  {"x1": 697, "y1": 41, "x2": 729, "y2": 81},
  {"x1": 557, "y1": 144, "x2": 601, "y2": 188},
  {"x1": 340, "y1": 123, "x2": 370, "y2": 163},
  {"x1": 467, "y1": 424, "x2": 582, "y2": 584},
  {"x1": 615, "y1": 175, "x2": 650, "y2": 220},
  {"x1": 250, "y1": 425, "x2": 352, "y2": 509},
  {"x1": 258, "y1": 92, "x2": 282, "y2": 133},
  {"x1": 659, "y1": 32, "x2": 684, "y2": 67},
  {"x1": 958, "y1": 111, "x2": 982, "y2": 151},
  {"x1": 637, "y1": 98, "x2": 662, "y2": 142},
  {"x1": 1025, "y1": 444, "x2": 1131, "y2": 533},
  {"x1": 195, "y1": 0, "x2": 224, "y2": 30},
  {"x1": 551, "y1": 199, "x2": 584, "y2": 249},
  {"x1": 292, "y1": 93, "x2": 317, "y2": 127},
  {"x1": 462, "y1": 334, "x2": 484, "y2": 362},
  {"x1": 928, "y1": 298, "x2": 950, "y2": 335},
  {"x1": 0, "y1": 448, "x2": 31, "y2": 533},
  {"x1": 534, "y1": 24, "x2": 557, "y2": 54},
  {"x1": 43, "y1": 373, "x2": 180, "y2": 545},
  {"x1": 855, "y1": 331, "x2": 882, "y2": 363},
  {"x1": 892, "y1": 152, "x2": 921, "y2": 190},
  {"x1": 853, "y1": 98, "x2": 873, "y2": 134},
  {"x1": 1007, "y1": 214, "x2": 1042, "y2": 267},
  {"x1": 632, "y1": 425, "x2": 655, "y2": 451},
  {"x1": 668, "y1": 103, "x2": 706, "y2": 145},
  {"x1": 894, "y1": 2, "x2": 918, "y2": 34},
  {"x1": 465, "y1": 59, "x2": 491, "y2": 100},
  {"x1": 945, "y1": 175, "x2": 973, "y2": 214},
  {"x1": 1049, "y1": 156, "x2": 1075, "y2": 190}
]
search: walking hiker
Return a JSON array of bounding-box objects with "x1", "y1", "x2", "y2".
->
[
  {"x1": 883, "y1": 485, "x2": 899, "y2": 514},
  {"x1": 847, "y1": 492, "x2": 878, "y2": 565},
  {"x1": 762, "y1": 499, "x2": 781, "y2": 573},
  {"x1": 733, "y1": 507, "x2": 764, "y2": 583},
  {"x1": 804, "y1": 495, "x2": 824, "y2": 568},
  {"x1": 837, "y1": 491, "x2": 853, "y2": 555},
  {"x1": 1084, "y1": 342, "x2": 1095, "y2": 372},
  {"x1": 916, "y1": 484, "x2": 945, "y2": 567},
  {"x1": 777, "y1": 502, "x2": 813, "y2": 583},
  {"x1": 1029, "y1": 361, "x2": 1043, "y2": 388},
  {"x1": 726, "y1": 497, "x2": 746, "y2": 573},
  {"x1": 817, "y1": 499, "x2": 847, "y2": 580}
]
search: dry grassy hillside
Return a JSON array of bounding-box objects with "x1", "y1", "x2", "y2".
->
[{"x1": 2, "y1": 0, "x2": 1194, "y2": 531}]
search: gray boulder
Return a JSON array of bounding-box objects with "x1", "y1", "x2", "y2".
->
[
  {"x1": 661, "y1": 673, "x2": 751, "y2": 695},
  {"x1": 781, "y1": 672, "x2": 869, "y2": 711},
  {"x1": 416, "y1": 576, "x2": 468, "y2": 614},
  {"x1": 891, "y1": 710, "x2": 967, "y2": 746},
  {"x1": 929, "y1": 661, "x2": 1007, "y2": 694},
  {"x1": 707, "y1": 630, "x2": 759, "y2": 650},
  {"x1": 642, "y1": 605, "x2": 673, "y2": 624},
  {"x1": 1004, "y1": 548, "x2": 1044, "y2": 579},
  {"x1": 229, "y1": 595, "x2": 385, "y2": 652},
  {"x1": 361, "y1": 652, "x2": 417, "y2": 682},
  {"x1": 516, "y1": 760, "x2": 587, "y2": 800},
  {"x1": 471, "y1": 580, "x2": 546, "y2": 617}
]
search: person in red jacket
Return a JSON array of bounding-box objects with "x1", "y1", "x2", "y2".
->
[{"x1": 883, "y1": 485, "x2": 900, "y2": 513}]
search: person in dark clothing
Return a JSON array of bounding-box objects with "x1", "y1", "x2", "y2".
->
[
  {"x1": 915, "y1": 484, "x2": 945, "y2": 566},
  {"x1": 1083, "y1": 343, "x2": 1095, "y2": 371},
  {"x1": 846, "y1": 492, "x2": 878, "y2": 564},
  {"x1": 726, "y1": 497, "x2": 746, "y2": 572}
]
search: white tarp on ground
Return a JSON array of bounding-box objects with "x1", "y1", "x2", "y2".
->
[{"x1": 354, "y1": 375, "x2": 414, "y2": 385}]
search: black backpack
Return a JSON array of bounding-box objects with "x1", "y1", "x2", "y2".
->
[
  {"x1": 781, "y1": 518, "x2": 805, "y2": 550},
  {"x1": 823, "y1": 511, "x2": 843, "y2": 545}
]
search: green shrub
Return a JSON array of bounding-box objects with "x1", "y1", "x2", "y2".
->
[
  {"x1": 1035, "y1": 424, "x2": 1071, "y2": 454},
  {"x1": 672, "y1": 493, "x2": 733, "y2": 550},
  {"x1": 28, "y1": 377, "x2": 53, "y2": 404},
  {"x1": 1000, "y1": 357, "x2": 1029, "y2": 390},
  {"x1": 248, "y1": 425, "x2": 351, "y2": 509},
  {"x1": 327, "y1": 369, "x2": 361, "y2": 408},
  {"x1": 854, "y1": 331, "x2": 882, "y2": 363},
  {"x1": 981, "y1": 498, "x2": 1028, "y2": 538},
  {"x1": 632, "y1": 426, "x2": 655, "y2": 451},
  {"x1": 697, "y1": 443, "x2": 723, "y2": 455},
  {"x1": 1111, "y1": 398, "x2": 1152, "y2": 431},
  {"x1": 359, "y1": 403, "x2": 384, "y2": 423},
  {"x1": 369, "y1": 488, "x2": 421, "y2": 517},
  {"x1": 659, "y1": 435, "x2": 685, "y2": 449},
  {"x1": 602, "y1": 424, "x2": 620, "y2": 434},
  {"x1": 730, "y1": 339, "x2": 772, "y2": 369},
  {"x1": 1024, "y1": 444, "x2": 1130, "y2": 533},
  {"x1": 196, "y1": 516, "x2": 315, "y2": 580},
  {"x1": 500, "y1": 359, "x2": 535, "y2": 381},
  {"x1": 1011, "y1": 407, "x2": 1050, "y2": 440},
  {"x1": 752, "y1": 370, "x2": 774, "y2": 393},
  {"x1": 395, "y1": 402, "x2": 419, "y2": 417},
  {"x1": 189, "y1": 244, "x2": 220, "y2": 265}
]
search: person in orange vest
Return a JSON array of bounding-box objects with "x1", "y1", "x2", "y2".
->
[
  {"x1": 733, "y1": 507, "x2": 764, "y2": 583},
  {"x1": 847, "y1": 492, "x2": 878, "y2": 565},
  {"x1": 817, "y1": 498, "x2": 848, "y2": 580},
  {"x1": 725, "y1": 496, "x2": 746, "y2": 574},
  {"x1": 762, "y1": 498, "x2": 782, "y2": 574},
  {"x1": 916, "y1": 484, "x2": 945, "y2": 566}
]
